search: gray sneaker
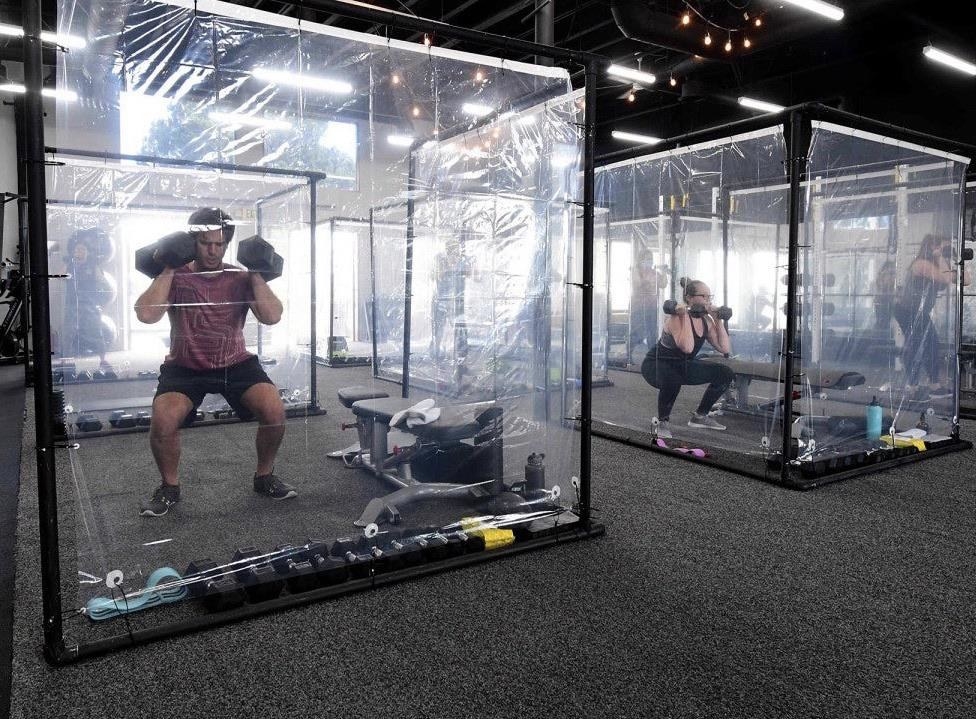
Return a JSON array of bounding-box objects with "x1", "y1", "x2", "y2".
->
[
  {"x1": 688, "y1": 412, "x2": 726, "y2": 430},
  {"x1": 253, "y1": 473, "x2": 297, "y2": 500},
  {"x1": 655, "y1": 420, "x2": 673, "y2": 439}
]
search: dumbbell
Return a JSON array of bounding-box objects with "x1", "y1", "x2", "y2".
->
[
  {"x1": 663, "y1": 299, "x2": 733, "y2": 320},
  {"x1": 135, "y1": 231, "x2": 197, "y2": 278},
  {"x1": 237, "y1": 235, "x2": 284, "y2": 282}
]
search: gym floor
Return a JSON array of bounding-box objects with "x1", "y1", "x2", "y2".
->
[{"x1": 4, "y1": 362, "x2": 976, "y2": 718}]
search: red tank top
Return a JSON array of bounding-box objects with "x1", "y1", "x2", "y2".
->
[{"x1": 165, "y1": 264, "x2": 253, "y2": 370}]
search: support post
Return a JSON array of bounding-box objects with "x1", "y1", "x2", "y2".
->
[{"x1": 23, "y1": 0, "x2": 64, "y2": 661}]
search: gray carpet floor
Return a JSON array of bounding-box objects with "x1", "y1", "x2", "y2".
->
[{"x1": 6, "y1": 364, "x2": 976, "y2": 718}]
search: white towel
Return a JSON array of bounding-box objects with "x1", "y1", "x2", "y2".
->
[{"x1": 389, "y1": 398, "x2": 441, "y2": 428}]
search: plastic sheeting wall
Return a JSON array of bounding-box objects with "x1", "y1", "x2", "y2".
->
[
  {"x1": 46, "y1": 0, "x2": 589, "y2": 648},
  {"x1": 594, "y1": 119, "x2": 970, "y2": 483}
]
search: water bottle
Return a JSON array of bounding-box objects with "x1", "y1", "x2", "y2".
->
[
  {"x1": 865, "y1": 396, "x2": 882, "y2": 441},
  {"x1": 525, "y1": 453, "x2": 545, "y2": 491}
]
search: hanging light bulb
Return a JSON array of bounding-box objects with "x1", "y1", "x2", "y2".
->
[
  {"x1": 475, "y1": 68, "x2": 485, "y2": 82},
  {"x1": 755, "y1": 17, "x2": 762, "y2": 27},
  {"x1": 391, "y1": 72, "x2": 401, "y2": 85},
  {"x1": 704, "y1": 32, "x2": 712, "y2": 46},
  {"x1": 627, "y1": 90, "x2": 637, "y2": 102},
  {"x1": 725, "y1": 36, "x2": 733, "y2": 52},
  {"x1": 423, "y1": 33, "x2": 432, "y2": 47},
  {"x1": 412, "y1": 105, "x2": 421, "y2": 117},
  {"x1": 682, "y1": 12, "x2": 691, "y2": 26},
  {"x1": 743, "y1": 37, "x2": 752, "y2": 49},
  {"x1": 669, "y1": 75, "x2": 677, "y2": 87}
]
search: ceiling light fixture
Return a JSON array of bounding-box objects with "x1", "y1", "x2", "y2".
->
[
  {"x1": 0, "y1": 24, "x2": 87, "y2": 49},
  {"x1": 611, "y1": 130, "x2": 663, "y2": 145},
  {"x1": 607, "y1": 64, "x2": 657, "y2": 85},
  {"x1": 738, "y1": 96, "x2": 786, "y2": 113},
  {"x1": 387, "y1": 134, "x2": 415, "y2": 147},
  {"x1": 922, "y1": 45, "x2": 976, "y2": 76},
  {"x1": 461, "y1": 102, "x2": 494, "y2": 117},
  {"x1": 0, "y1": 83, "x2": 78, "y2": 101},
  {"x1": 251, "y1": 67, "x2": 353, "y2": 94},
  {"x1": 778, "y1": 0, "x2": 844, "y2": 22}
]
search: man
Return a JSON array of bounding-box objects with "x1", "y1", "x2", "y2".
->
[{"x1": 135, "y1": 207, "x2": 293, "y2": 517}]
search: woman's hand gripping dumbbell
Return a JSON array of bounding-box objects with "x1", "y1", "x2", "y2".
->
[{"x1": 662, "y1": 299, "x2": 732, "y2": 321}]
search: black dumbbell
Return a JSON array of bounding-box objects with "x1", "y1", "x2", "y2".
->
[
  {"x1": 76, "y1": 413, "x2": 102, "y2": 432},
  {"x1": 237, "y1": 235, "x2": 283, "y2": 282},
  {"x1": 135, "y1": 410, "x2": 152, "y2": 426},
  {"x1": 663, "y1": 299, "x2": 732, "y2": 320},
  {"x1": 108, "y1": 410, "x2": 136, "y2": 429},
  {"x1": 136, "y1": 231, "x2": 197, "y2": 279}
]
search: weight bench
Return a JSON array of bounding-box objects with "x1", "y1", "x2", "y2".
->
[
  {"x1": 349, "y1": 397, "x2": 505, "y2": 527},
  {"x1": 700, "y1": 357, "x2": 865, "y2": 413},
  {"x1": 328, "y1": 385, "x2": 414, "y2": 463}
]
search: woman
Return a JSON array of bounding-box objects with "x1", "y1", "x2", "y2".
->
[
  {"x1": 894, "y1": 234, "x2": 968, "y2": 400},
  {"x1": 641, "y1": 278, "x2": 733, "y2": 439}
]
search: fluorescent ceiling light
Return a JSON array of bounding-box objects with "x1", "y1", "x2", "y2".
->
[
  {"x1": 461, "y1": 102, "x2": 494, "y2": 117},
  {"x1": 923, "y1": 46, "x2": 976, "y2": 77},
  {"x1": 611, "y1": 130, "x2": 663, "y2": 145},
  {"x1": 39, "y1": 30, "x2": 87, "y2": 49},
  {"x1": 210, "y1": 111, "x2": 292, "y2": 130},
  {"x1": 738, "y1": 96, "x2": 785, "y2": 113},
  {"x1": 44, "y1": 88, "x2": 77, "y2": 101},
  {"x1": 0, "y1": 83, "x2": 78, "y2": 101},
  {"x1": 607, "y1": 64, "x2": 656, "y2": 85},
  {"x1": 779, "y1": 0, "x2": 844, "y2": 21},
  {"x1": 0, "y1": 24, "x2": 87, "y2": 48},
  {"x1": 251, "y1": 67, "x2": 353, "y2": 95},
  {"x1": 387, "y1": 134, "x2": 415, "y2": 147}
]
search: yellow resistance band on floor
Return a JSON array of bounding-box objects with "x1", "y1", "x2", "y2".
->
[
  {"x1": 459, "y1": 519, "x2": 515, "y2": 550},
  {"x1": 881, "y1": 435, "x2": 927, "y2": 451}
]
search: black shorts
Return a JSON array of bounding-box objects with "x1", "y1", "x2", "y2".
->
[{"x1": 155, "y1": 355, "x2": 275, "y2": 423}]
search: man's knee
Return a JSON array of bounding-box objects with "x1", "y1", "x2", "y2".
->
[
  {"x1": 150, "y1": 395, "x2": 192, "y2": 438},
  {"x1": 244, "y1": 383, "x2": 286, "y2": 426}
]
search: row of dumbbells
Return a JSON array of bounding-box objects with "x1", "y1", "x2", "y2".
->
[{"x1": 184, "y1": 528, "x2": 500, "y2": 611}]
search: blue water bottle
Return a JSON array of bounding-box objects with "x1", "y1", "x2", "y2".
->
[{"x1": 866, "y1": 396, "x2": 882, "y2": 441}]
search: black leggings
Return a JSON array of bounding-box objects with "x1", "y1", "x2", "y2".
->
[
  {"x1": 894, "y1": 306, "x2": 939, "y2": 386},
  {"x1": 641, "y1": 354, "x2": 734, "y2": 421}
]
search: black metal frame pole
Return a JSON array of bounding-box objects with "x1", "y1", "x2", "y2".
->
[
  {"x1": 578, "y1": 59, "x2": 597, "y2": 527},
  {"x1": 23, "y1": 0, "x2": 63, "y2": 661},
  {"x1": 13, "y1": 97, "x2": 31, "y2": 380},
  {"x1": 326, "y1": 217, "x2": 335, "y2": 364},
  {"x1": 780, "y1": 109, "x2": 808, "y2": 484},
  {"x1": 721, "y1": 187, "x2": 730, "y2": 312},
  {"x1": 952, "y1": 176, "x2": 968, "y2": 438},
  {"x1": 255, "y1": 199, "x2": 265, "y2": 358},
  {"x1": 369, "y1": 209, "x2": 380, "y2": 377},
  {"x1": 308, "y1": 180, "x2": 319, "y2": 408},
  {"x1": 401, "y1": 151, "x2": 416, "y2": 398}
]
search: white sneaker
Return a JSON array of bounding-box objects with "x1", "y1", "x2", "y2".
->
[
  {"x1": 688, "y1": 412, "x2": 726, "y2": 430},
  {"x1": 656, "y1": 420, "x2": 673, "y2": 439}
]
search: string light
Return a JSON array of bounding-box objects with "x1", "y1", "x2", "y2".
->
[
  {"x1": 423, "y1": 33, "x2": 432, "y2": 47},
  {"x1": 755, "y1": 17, "x2": 762, "y2": 27},
  {"x1": 704, "y1": 32, "x2": 712, "y2": 46},
  {"x1": 412, "y1": 105, "x2": 421, "y2": 117},
  {"x1": 627, "y1": 89, "x2": 637, "y2": 102},
  {"x1": 682, "y1": 12, "x2": 691, "y2": 25},
  {"x1": 669, "y1": 75, "x2": 677, "y2": 87},
  {"x1": 725, "y1": 35, "x2": 733, "y2": 52},
  {"x1": 679, "y1": 1, "x2": 763, "y2": 55},
  {"x1": 743, "y1": 37, "x2": 752, "y2": 48},
  {"x1": 391, "y1": 72, "x2": 401, "y2": 85}
]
